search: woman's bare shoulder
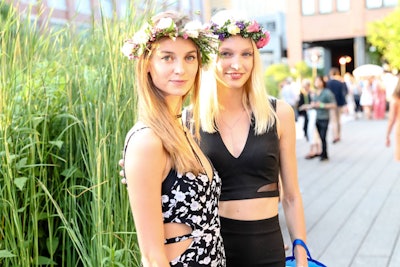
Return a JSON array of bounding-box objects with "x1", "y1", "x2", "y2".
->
[
  {"x1": 124, "y1": 122, "x2": 163, "y2": 156},
  {"x1": 275, "y1": 99, "x2": 295, "y2": 120}
]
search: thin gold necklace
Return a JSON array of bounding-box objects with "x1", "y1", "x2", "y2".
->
[{"x1": 220, "y1": 109, "x2": 246, "y2": 130}]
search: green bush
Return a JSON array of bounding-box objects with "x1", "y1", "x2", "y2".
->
[{"x1": 0, "y1": 1, "x2": 160, "y2": 266}]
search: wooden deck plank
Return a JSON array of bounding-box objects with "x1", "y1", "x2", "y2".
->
[{"x1": 281, "y1": 116, "x2": 400, "y2": 267}]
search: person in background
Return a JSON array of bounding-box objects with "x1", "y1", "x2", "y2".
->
[
  {"x1": 360, "y1": 76, "x2": 374, "y2": 120},
  {"x1": 197, "y1": 10, "x2": 308, "y2": 267},
  {"x1": 326, "y1": 67, "x2": 347, "y2": 143},
  {"x1": 372, "y1": 76, "x2": 387, "y2": 119},
  {"x1": 311, "y1": 76, "x2": 337, "y2": 161},
  {"x1": 298, "y1": 79, "x2": 312, "y2": 140},
  {"x1": 280, "y1": 77, "x2": 299, "y2": 121},
  {"x1": 120, "y1": 11, "x2": 225, "y2": 266},
  {"x1": 386, "y1": 77, "x2": 400, "y2": 161},
  {"x1": 344, "y1": 72, "x2": 362, "y2": 119},
  {"x1": 299, "y1": 79, "x2": 322, "y2": 159}
]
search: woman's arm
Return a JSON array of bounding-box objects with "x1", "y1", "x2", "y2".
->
[
  {"x1": 124, "y1": 126, "x2": 170, "y2": 267},
  {"x1": 276, "y1": 99, "x2": 308, "y2": 266},
  {"x1": 386, "y1": 98, "x2": 399, "y2": 147}
]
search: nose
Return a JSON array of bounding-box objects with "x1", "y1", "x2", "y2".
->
[
  {"x1": 230, "y1": 63, "x2": 239, "y2": 70},
  {"x1": 174, "y1": 59, "x2": 185, "y2": 74}
]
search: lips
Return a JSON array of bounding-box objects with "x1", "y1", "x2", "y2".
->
[
  {"x1": 170, "y1": 80, "x2": 187, "y2": 86},
  {"x1": 227, "y1": 73, "x2": 243, "y2": 79}
]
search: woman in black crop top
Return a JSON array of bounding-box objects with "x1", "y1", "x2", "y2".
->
[
  {"x1": 197, "y1": 10, "x2": 309, "y2": 267},
  {"x1": 120, "y1": 11, "x2": 225, "y2": 266}
]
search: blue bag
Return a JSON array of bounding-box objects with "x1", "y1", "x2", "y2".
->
[{"x1": 285, "y1": 239, "x2": 327, "y2": 267}]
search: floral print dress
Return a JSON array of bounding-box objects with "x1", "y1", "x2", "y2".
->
[{"x1": 161, "y1": 169, "x2": 226, "y2": 267}]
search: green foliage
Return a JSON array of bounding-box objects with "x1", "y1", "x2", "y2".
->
[
  {"x1": 0, "y1": 1, "x2": 164, "y2": 266},
  {"x1": 264, "y1": 61, "x2": 312, "y2": 97},
  {"x1": 293, "y1": 61, "x2": 313, "y2": 79},
  {"x1": 264, "y1": 63, "x2": 291, "y2": 97},
  {"x1": 367, "y1": 6, "x2": 400, "y2": 70}
]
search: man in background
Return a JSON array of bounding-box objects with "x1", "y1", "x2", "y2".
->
[{"x1": 326, "y1": 67, "x2": 348, "y2": 143}]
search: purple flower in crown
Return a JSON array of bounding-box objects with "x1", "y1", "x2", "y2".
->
[{"x1": 235, "y1": 21, "x2": 246, "y2": 30}]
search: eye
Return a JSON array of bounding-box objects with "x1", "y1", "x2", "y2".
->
[
  {"x1": 219, "y1": 51, "x2": 233, "y2": 58},
  {"x1": 161, "y1": 55, "x2": 173, "y2": 62},
  {"x1": 186, "y1": 54, "x2": 197, "y2": 62},
  {"x1": 242, "y1": 52, "x2": 253, "y2": 57}
]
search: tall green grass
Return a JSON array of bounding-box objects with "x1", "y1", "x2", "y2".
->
[{"x1": 0, "y1": 1, "x2": 160, "y2": 266}]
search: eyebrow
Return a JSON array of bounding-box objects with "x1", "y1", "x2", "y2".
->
[
  {"x1": 219, "y1": 48, "x2": 253, "y2": 53},
  {"x1": 158, "y1": 50, "x2": 197, "y2": 55}
]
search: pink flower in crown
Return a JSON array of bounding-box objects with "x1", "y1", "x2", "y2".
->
[
  {"x1": 246, "y1": 21, "x2": 260, "y2": 33},
  {"x1": 256, "y1": 31, "x2": 271, "y2": 49}
]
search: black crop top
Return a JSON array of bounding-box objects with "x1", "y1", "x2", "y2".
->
[{"x1": 199, "y1": 99, "x2": 280, "y2": 201}]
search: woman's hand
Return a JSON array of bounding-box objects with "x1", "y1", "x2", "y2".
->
[{"x1": 119, "y1": 159, "x2": 127, "y2": 185}]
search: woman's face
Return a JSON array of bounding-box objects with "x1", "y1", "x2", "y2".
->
[
  {"x1": 314, "y1": 77, "x2": 323, "y2": 89},
  {"x1": 215, "y1": 35, "x2": 254, "y2": 90},
  {"x1": 148, "y1": 37, "x2": 199, "y2": 98}
]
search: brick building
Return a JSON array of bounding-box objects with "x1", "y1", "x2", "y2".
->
[{"x1": 286, "y1": 0, "x2": 398, "y2": 73}]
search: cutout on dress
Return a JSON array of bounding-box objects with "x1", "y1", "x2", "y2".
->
[{"x1": 257, "y1": 183, "x2": 278, "y2": 192}]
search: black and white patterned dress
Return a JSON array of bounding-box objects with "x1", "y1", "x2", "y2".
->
[
  {"x1": 162, "y1": 169, "x2": 226, "y2": 267},
  {"x1": 123, "y1": 126, "x2": 225, "y2": 267}
]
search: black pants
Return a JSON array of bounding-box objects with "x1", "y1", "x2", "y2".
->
[
  {"x1": 220, "y1": 215, "x2": 285, "y2": 267},
  {"x1": 316, "y1": 118, "x2": 329, "y2": 158},
  {"x1": 302, "y1": 113, "x2": 308, "y2": 139}
]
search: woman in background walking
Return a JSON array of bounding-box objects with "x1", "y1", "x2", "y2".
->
[{"x1": 386, "y1": 77, "x2": 400, "y2": 161}]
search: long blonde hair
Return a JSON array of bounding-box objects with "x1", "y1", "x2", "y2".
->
[
  {"x1": 199, "y1": 40, "x2": 276, "y2": 135},
  {"x1": 134, "y1": 11, "x2": 203, "y2": 175}
]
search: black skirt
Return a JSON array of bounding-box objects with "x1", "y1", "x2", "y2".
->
[{"x1": 220, "y1": 215, "x2": 285, "y2": 267}]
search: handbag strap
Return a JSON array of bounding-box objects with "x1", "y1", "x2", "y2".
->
[{"x1": 292, "y1": 239, "x2": 314, "y2": 260}]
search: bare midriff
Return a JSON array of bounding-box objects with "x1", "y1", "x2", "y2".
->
[{"x1": 219, "y1": 197, "x2": 279, "y2": 220}]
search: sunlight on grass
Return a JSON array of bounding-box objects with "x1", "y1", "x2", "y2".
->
[{"x1": 0, "y1": 1, "x2": 162, "y2": 266}]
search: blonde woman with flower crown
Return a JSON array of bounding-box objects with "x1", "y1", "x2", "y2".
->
[
  {"x1": 195, "y1": 10, "x2": 308, "y2": 266},
  {"x1": 121, "y1": 11, "x2": 225, "y2": 267}
]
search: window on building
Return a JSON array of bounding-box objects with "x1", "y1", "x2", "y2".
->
[
  {"x1": 302, "y1": 0, "x2": 315, "y2": 15},
  {"x1": 366, "y1": 0, "x2": 383, "y2": 8},
  {"x1": 366, "y1": 0, "x2": 396, "y2": 8},
  {"x1": 265, "y1": 22, "x2": 276, "y2": 32},
  {"x1": 99, "y1": 0, "x2": 113, "y2": 18},
  {"x1": 383, "y1": 0, "x2": 398, "y2": 7},
  {"x1": 319, "y1": 0, "x2": 333, "y2": 14},
  {"x1": 336, "y1": 0, "x2": 350, "y2": 11},
  {"x1": 75, "y1": 0, "x2": 92, "y2": 15},
  {"x1": 47, "y1": 0, "x2": 66, "y2": 10}
]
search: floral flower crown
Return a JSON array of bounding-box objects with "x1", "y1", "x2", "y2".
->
[
  {"x1": 121, "y1": 17, "x2": 218, "y2": 65},
  {"x1": 209, "y1": 19, "x2": 271, "y2": 49}
]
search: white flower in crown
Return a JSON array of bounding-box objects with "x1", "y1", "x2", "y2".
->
[
  {"x1": 227, "y1": 23, "x2": 240, "y2": 35},
  {"x1": 156, "y1": 17, "x2": 174, "y2": 30},
  {"x1": 120, "y1": 40, "x2": 136, "y2": 59},
  {"x1": 183, "y1": 20, "x2": 202, "y2": 38},
  {"x1": 133, "y1": 23, "x2": 150, "y2": 44}
]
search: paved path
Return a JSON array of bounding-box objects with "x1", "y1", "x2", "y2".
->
[{"x1": 281, "y1": 115, "x2": 400, "y2": 267}]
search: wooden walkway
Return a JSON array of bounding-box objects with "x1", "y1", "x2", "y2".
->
[{"x1": 280, "y1": 115, "x2": 400, "y2": 267}]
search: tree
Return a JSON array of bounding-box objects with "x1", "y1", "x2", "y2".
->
[
  {"x1": 264, "y1": 63, "x2": 291, "y2": 97},
  {"x1": 367, "y1": 7, "x2": 400, "y2": 70}
]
